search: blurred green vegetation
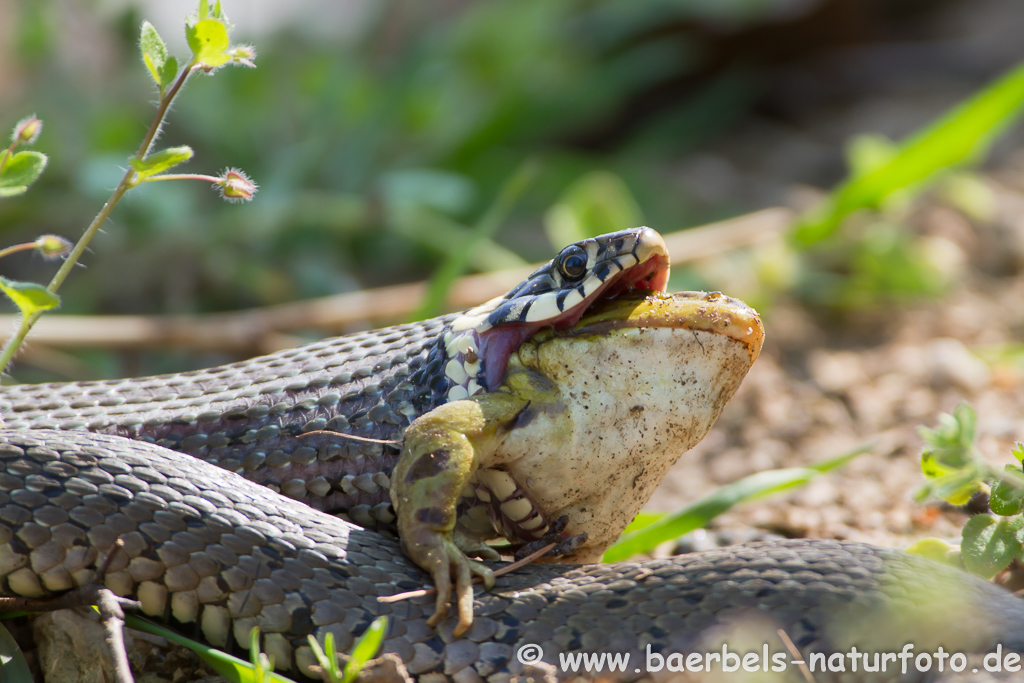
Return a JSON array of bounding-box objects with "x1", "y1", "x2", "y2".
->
[
  {"x1": 1, "y1": 1, "x2": 756, "y2": 319},
  {"x1": 2, "y1": 0, "x2": 1023, "y2": 379}
]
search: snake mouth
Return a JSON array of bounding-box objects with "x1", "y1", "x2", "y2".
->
[
  {"x1": 475, "y1": 234, "x2": 671, "y2": 391},
  {"x1": 562, "y1": 289, "x2": 764, "y2": 364}
]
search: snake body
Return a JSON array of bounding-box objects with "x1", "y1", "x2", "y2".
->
[
  {"x1": 3, "y1": 430, "x2": 1024, "y2": 683},
  {"x1": 0, "y1": 315, "x2": 451, "y2": 527},
  {"x1": 1, "y1": 228, "x2": 1023, "y2": 681}
]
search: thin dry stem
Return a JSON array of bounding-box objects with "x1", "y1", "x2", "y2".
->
[{"x1": 379, "y1": 542, "x2": 558, "y2": 604}]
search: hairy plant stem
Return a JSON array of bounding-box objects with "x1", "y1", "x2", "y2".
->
[
  {"x1": 0, "y1": 65, "x2": 197, "y2": 374},
  {"x1": 0, "y1": 243, "x2": 40, "y2": 261},
  {"x1": 143, "y1": 173, "x2": 222, "y2": 184}
]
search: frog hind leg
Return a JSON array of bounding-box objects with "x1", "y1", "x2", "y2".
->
[{"x1": 390, "y1": 392, "x2": 527, "y2": 635}]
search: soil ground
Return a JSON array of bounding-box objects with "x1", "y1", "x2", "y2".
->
[{"x1": 650, "y1": 156, "x2": 1024, "y2": 554}]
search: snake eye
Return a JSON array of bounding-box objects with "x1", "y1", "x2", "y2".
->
[{"x1": 556, "y1": 245, "x2": 588, "y2": 282}]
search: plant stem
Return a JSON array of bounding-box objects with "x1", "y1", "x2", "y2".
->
[
  {"x1": 0, "y1": 142, "x2": 17, "y2": 177},
  {"x1": 0, "y1": 65, "x2": 196, "y2": 374},
  {"x1": 48, "y1": 64, "x2": 194, "y2": 295},
  {"x1": 0, "y1": 243, "x2": 40, "y2": 261},
  {"x1": 143, "y1": 173, "x2": 222, "y2": 184}
]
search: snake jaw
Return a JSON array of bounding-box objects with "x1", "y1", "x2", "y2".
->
[{"x1": 443, "y1": 227, "x2": 671, "y2": 399}]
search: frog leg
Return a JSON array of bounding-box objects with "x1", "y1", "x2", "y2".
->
[{"x1": 390, "y1": 390, "x2": 529, "y2": 636}]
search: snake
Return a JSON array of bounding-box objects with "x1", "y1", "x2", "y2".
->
[{"x1": 1, "y1": 227, "x2": 1022, "y2": 682}]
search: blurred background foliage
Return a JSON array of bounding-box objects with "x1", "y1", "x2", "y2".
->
[{"x1": 0, "y1": 0, "x2": 1023, "y2": 380}]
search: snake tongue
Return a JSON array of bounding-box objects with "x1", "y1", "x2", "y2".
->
[
  {"x1": 478, "y1": 327, "x2": 536, "y2": 391},
  {"x1": 478, "y1": 253, "x2": 670, "y2": 391}
]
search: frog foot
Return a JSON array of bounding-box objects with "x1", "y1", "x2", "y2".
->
[
  {"x1": 403, "y1": 528, "x2": 495, "y2": 636},
  {"x1": 454, "y1": 525, "x2": 503, "y2": 561}
]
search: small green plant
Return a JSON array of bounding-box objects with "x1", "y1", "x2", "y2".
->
[
  {"x1": 110, "y1": 616, "x2": 389, "y2": 682},
  {"x1": 249, "y1": 626, "x2": 276, "y2": 683},
  {"x1": 0, "y1": 115, "x2": 47, "y2": 198},
  {"x1": 0, "y1": 0, "x2": 257, "y2": 375},
  {"x1": 916, "y1": 403, "x2": 1024, "y2": 579},
  {"x1": 307, "y1": 617, "x2": 388, "y2": 683}
]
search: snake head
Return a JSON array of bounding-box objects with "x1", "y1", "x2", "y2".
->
[{"x1": 438, "y1": 227, "x2": 671, "y2": 402}]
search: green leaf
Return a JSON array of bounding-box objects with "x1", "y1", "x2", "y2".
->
[
  {"x1": 805, "y1": 444, "x2": 872, "y2": 473},
  {"x1": 248, "y1": 626, "x2": 276, "y2": 681},
  {"x1": 0, "y1": 278, "x2": 59, "y2": 317},
  {"x1": 603, "y1": 445, "x2": 867, "y2": 562},
  {"x1": 198, "y1": 0, "x2": 209, "y2": 19},
  {"x1": 991, "y1": 478, "x2": 1024, "y2": 516},
  {"x1": 0, "y1": 151, "x2": 48, "y2": 197},
  {"x1": 140, "y1": 21, "x2": 168, "y2": 88},
  {"x1": 124, "y1": 615, "x2": 296, "y2": 683},
  {"x1": 904, "y1": 537, "x2": 961, "y2": 567},
  {"x1": 0, "y1": 620, "x2": 33, "y2": 682},
  {"x1": 793, "y1": 60, "x2": 1024, "y2": 245},
  {"x1": 307, "y1": 632, "x2": 343, "y2": 683},
  {"x1": 186, "y1": 18, "x2": 230, "y2": 68},
  {"x1": 620, "y1": 511, "x2": 666, "y2": 535},
  {"x1": 918, "y1": 468, "x2": 983, "y2": 506},
  {"x1": 130, "y1": 146, "x2": 194, "y2": 180},
  {"x1": 159, "y1": 55, "x2": 179, "y2": 89},
  {"x1": 918, "y1": 403, "x2": 979, "y2": 481},
  {"x1": 961, "y1": 514, "x2": 1024, "y2": 580},
  {"x1": 845, "y1": 133, "x2": 898, "y2": 177},
  {"x1": 1013, "y1": 442, "x2": 1024, "y2": 464},
  {"x1": 604, "y1": 469, "x2": 813, "y2": 561},
  {"x1": 249, "y1": 625, "x2": 260, "y2": 668},
  {"x1": 920, "y1": 452, "x2": 948, "y2": 480},
  {"x1": 952, "y1": 402, "x2": 977, "y2": 445},
  {"x1": 342, "y1": 617, "x2": 387, "y2": 683}
]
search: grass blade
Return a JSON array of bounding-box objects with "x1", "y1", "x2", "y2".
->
[
  {"x1": 602, "y1": 445, "x2": 869, "y2": 562},
  {"x1": 0, "y1": 621, "x2": 33, "y2": 682},
  {"x1": 793, "y1": 60, "x2": 1024, "y2": 245},
  {"x1": 341, "y1": 616, "x2": 388, "y2": 683},
  {"x1": 124, "y1": 615, "x2": 296, "y2": 683}
]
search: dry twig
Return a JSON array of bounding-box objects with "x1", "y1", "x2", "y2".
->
[
  {"x1": 0, "y1": 207, "x2": 792, "y2": 360},
  {"x1": 0, "y1": 540, "x2": 138, "y2": 683}
]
